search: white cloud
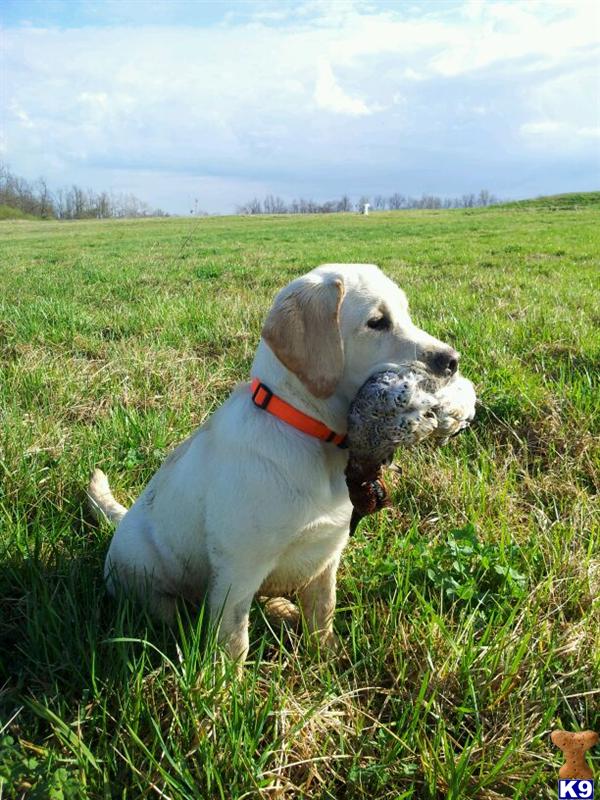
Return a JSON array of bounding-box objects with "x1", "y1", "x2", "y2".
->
[
  {"x1": 401, "y1": 68, "x2": 425, "y2": 82},
  {"x1": 520, "y1": 121, "x2": 565, "y2": 136},
  {"x1": 314, "y1": 61, "x2": 372, "y2": 116},
  {"x1": 9, "y1": 102, "x2": 36, "y2": 129},
  {"x1": 519, "y1": 61, "x2": 600, "y2": 151},
  {"x1": 1, "y1": 0, "x2": 598, "y2": 212},
  {"x1": 520, "y1": 120, "x2": 600, "y2": 150},
  {"x1": 430, "y1": 0, "x2": 599, "y2": 76}
]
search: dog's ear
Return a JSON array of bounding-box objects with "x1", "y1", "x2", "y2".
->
[{"x1": 262, "y1": 276, "x2": 345, "y2": 398}]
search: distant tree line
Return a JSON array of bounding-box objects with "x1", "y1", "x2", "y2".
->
[
  {"x1": 0, "y1": 163, "x2": 167, "y2": 220},
  {"x1": 237, "y1": 189, "x2": 500, "y2": 215}
]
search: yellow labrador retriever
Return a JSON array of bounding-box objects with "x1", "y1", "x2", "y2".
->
[{"x1": 89, "y1": 264, "x2": 458, "y2": 663}]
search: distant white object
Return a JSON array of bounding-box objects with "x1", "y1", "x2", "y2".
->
[{"x1": 363, "y1": 203, "x2": 370, "y2": 215}]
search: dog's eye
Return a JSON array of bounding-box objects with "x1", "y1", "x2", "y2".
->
[{"x1": 366, "y1": 316, "x2": 391, "y2": 331}]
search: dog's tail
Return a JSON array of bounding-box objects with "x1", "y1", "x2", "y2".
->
[{"x1": 87, "y1": 468, "x2": 128, "y2": 526}]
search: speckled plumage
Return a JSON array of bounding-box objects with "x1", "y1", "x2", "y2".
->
[{"x1": 345, "y1": 363, "x2": 476, "y2": 533}]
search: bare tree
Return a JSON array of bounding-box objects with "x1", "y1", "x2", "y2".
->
[
  {"x1": 475, "y1": 189, "x2": 498, "y2": 207},
  {"x1": 0, "y1": 162, "x2": 167, "y2": 220},
  {"x1": 388, "y1": 193, "x2": 405, "y2": 210},
  {"x1": 236, "y1": 197, "x2": 263, "y2": 215},
  {"x1": 420, "y1": 194, "x2": 442, "y2": 209},
  {"x1": 263, "y1": 194, "x2": 287, "y2": 214},
  {"x1": 35, "y1": 178, "x2": 53, "y2": 217},
  {"x1": 234, "y1": 187, "x2": 502, "y2": 217},
  {"x1": 96, "y1": 191, "x2": 111, "y2": 219},
  {"x1": 337, "y1": 195, "x2": 351, "y2": 212}
]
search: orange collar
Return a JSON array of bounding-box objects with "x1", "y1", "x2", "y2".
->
[{"x1": 251, "y1": 378, "x2": 348, "y2": 448}]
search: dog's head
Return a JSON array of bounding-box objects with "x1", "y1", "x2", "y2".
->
[{"x1": 261, "y1": 263, "x2": 459, "y2": 401}]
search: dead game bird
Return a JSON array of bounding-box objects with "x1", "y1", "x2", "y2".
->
[{"x1": 345, "y1": 363, "x2": 476, "y2": 534}]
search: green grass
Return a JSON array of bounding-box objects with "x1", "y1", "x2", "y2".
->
[
  {"x1": 0, "y1": 205, "x2": 38, "y2": 221},
  {"x1": 0, "y1": 204, "x2": 598, "y2": 798},
  {"x1": 503, "y1": 191, "x2": 600, "y2": 210}
]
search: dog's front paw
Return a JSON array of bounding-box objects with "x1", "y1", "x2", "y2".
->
[{"x1": 262, "y1": 596, "x2": 301, "y2": 626}]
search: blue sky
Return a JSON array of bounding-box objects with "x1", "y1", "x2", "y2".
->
[{"x1": 2, "y1": 0, "x2": 599, "y2": 213}]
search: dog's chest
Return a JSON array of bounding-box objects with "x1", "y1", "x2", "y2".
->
[{"x1": 260, "y1": 492, "x2": 352, "y2": 596}]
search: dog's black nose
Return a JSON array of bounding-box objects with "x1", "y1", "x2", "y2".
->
[{"x1": 431, "y1": 348, "x2": 460, "y2": 377}]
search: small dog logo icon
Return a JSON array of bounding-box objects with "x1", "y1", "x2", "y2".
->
[{"x1": 552, "y1": 730, "x2": 598, "y2": 798}]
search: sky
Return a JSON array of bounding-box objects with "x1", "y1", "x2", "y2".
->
[{"x1": 1, "y1": 0, "x2": 599, "y2": 214}]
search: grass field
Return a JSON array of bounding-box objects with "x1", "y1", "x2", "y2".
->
[{"x1": 1, "y1": 202, "x2": 599, "y2": 798}]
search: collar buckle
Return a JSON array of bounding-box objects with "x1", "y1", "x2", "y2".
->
[
  {"x1": 251, "y1": 377, "x2": 347, "y2": 449},
  {"x1": 252, "y1": 381, "x2": 273, "y2": 410}
]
